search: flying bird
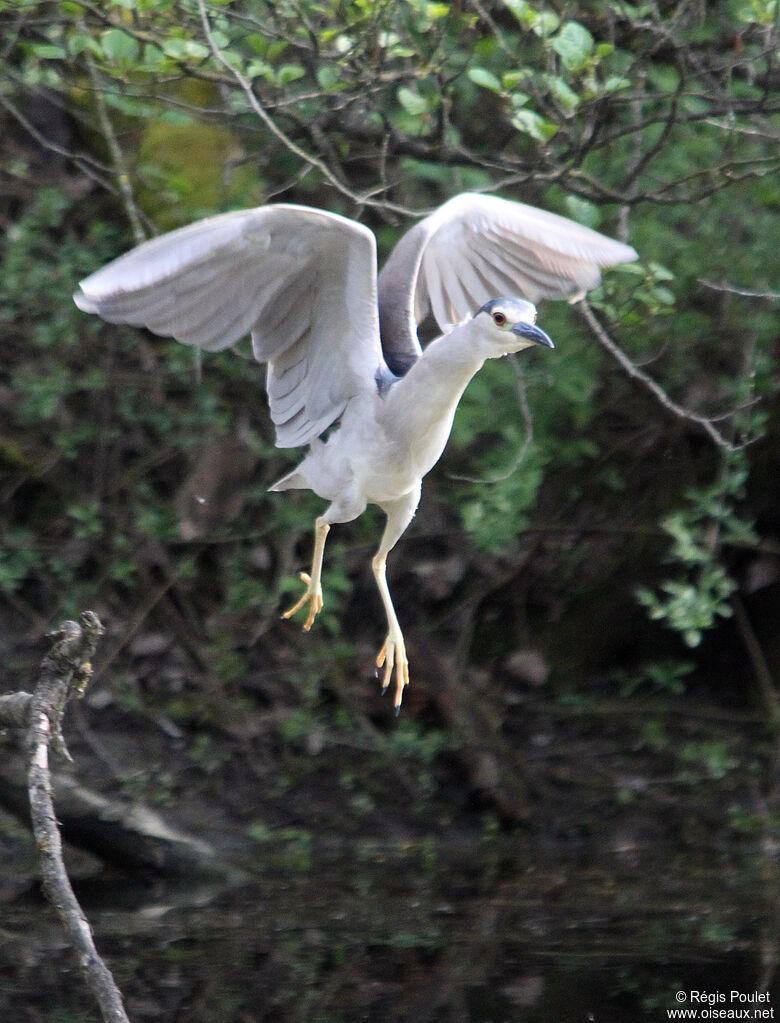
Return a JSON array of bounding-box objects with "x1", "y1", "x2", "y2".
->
[{"x1": 74, "y1": 193, "x2": 637, "y2": 709}]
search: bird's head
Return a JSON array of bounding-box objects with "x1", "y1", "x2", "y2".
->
[{"x1": 474, "y1": 298, "x2": 554, "y2": 357}]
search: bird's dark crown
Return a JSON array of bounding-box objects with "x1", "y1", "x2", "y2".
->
[{"x1": 475, "y1": 297, "x2": 536, "y2": 321}]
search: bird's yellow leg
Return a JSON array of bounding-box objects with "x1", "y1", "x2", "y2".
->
[
  {"x1": 282, "y1": 516, "x2": 330, "y2": 631},
  {"x1": 372, "y1": 551, "x2": 410, "y2": 711}
]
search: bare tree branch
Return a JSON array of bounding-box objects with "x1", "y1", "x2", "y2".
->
[
  {"x1": 84, "y1": 54, "x2": 146, "y2": 245},
  {"x1": 0, "y1": 89, "x2": 115, "y2": 193},
  {"x1": 23, "y1": 612, "x2": 131, "y2": 1023},
  {"x1": 698, "y1": 280, "x2": 780, "y2": 301},
  {"x1": 577, "y1": 300, "x2": 750, "y2": 453}
]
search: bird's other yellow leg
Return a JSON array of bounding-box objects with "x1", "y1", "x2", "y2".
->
[
  {"x1": 372, "y1": 486, "x2": 421, "y2": 712},
  {"x1": 282, "y1": 516, "x2": 330, "y2": 631},
  {"x1": 373, "y1": 551, "x2": 409, "y2": 712}
]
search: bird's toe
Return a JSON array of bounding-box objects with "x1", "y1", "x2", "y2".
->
[
  {"x1": 376, "y1": 636, "x2": 409, "y2": 710},
  {"x1": 282, "y1": 573, "x2": 323, "y2": 630}
]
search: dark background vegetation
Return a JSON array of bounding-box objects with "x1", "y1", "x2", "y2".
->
[{"x1": 1, "y1": 0, "x2": 779, "y2": 1019}]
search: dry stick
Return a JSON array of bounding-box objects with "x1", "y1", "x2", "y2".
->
[{"x1": 26, "y1": 612, "x2": 130, "y2": 1023}]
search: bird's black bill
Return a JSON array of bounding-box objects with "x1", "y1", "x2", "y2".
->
[{"x1": 511, "y1": 321, "x2": 554, "y2": 348}]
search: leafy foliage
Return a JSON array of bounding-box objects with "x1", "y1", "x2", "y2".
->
[{"x1": 636, "y1": 455, "x2": 757, "y2": 647}]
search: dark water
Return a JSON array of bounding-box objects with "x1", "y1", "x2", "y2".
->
[{"x1": 2, "y1": 834, "x2": 777, "y2": 1022}]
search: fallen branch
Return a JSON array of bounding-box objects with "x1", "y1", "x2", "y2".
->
[{"x1": 0, "y1": 761, "x2": 222, "y2": 875}]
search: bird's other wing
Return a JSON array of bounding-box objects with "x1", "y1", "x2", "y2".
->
[
  {"x1": 74, "y1": 205, "x2": 383, "y2": 448},
  {"x1": 377, "y1": 192, "x2": 638, "y2": 356}
]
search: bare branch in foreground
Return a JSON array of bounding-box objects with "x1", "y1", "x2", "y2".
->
[{"x1": 25, "y1": 612, "x2": 131, "y2": 1023}]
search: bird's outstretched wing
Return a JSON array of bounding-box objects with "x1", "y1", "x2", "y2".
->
[
  {"x1": 74, "y1": 205, "x2": 383, "y2": 448},
  {"x1": 377, "y1": 192, "x2": 638, "y2": 373}
]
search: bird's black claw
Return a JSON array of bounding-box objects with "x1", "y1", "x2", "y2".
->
[{"x1": 394, "y1": 703, "x2": 402, "y2": 717}]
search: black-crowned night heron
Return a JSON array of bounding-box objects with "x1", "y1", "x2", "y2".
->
[{"x1": 74, "y1": 193, "x2": 637, "y2": 709}]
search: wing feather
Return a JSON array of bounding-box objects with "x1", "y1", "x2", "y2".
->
[
  {"x1": 74, "y1": 205, "x2": 382, "y2": 448},
  {"x1": 377, "y1": 192, "x2": 637, "y2": 360}
]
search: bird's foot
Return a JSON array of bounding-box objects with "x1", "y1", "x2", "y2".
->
[
  {"x1": 281, "y1": 572, "x2": 323, "y2": 631},
  {"x1": 376, "y1": 633, "x2": 409, "y2": 713}
]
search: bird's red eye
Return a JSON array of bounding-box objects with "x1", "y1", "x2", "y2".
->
[{"x1": 492, "y1": 311, "x2": 506, "y2": 326}]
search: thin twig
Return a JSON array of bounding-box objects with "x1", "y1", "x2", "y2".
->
[
  {"x1": 0, "y1": 91, "x2": 115, "y2": 193},
  {"x1": 84, "y1": 54, "x2": 146, "y2": 244},
  {"x1": 577, "y1": 299, "x2": 749, "y2": 452},
  {"x1": 732, "y1": 595, "x2": 779, "y2": 728},
  {"x1": 698, "y1": 280, "x2": 780, "y2": 301},
  {"x1": 448, "y1": 357, "x2": 535, "y2": 484}
]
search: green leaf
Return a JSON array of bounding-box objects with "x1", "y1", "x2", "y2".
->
[
  {"x1": 244, "y1": 33, "x2": 268, "y2": 55},
  {"x1": 247, "y1": 59, "x2": 273, "y2": 81},
  {"x1": 737, "y1": 0, "x2": 778, "y2": 26},
  {"x1": 502, "y1": 0, "x2": 532, "y2": 25},
  {"x1": 317, "y1": 66, "x2": 340, "y2": 90},
  {"x1": 397, "y1": 87, "x2": 428, "y2": 116},
  {"x1": 467, "y1": 67, "x2": 502, "y2": 93},
  {"x1": 529, "y1": 10, "x2": 560, "y2": 36},
  {"x1": 651, "y1": 286, "x2": 676, "y2": 305},
  {"x1": 101, "y1": 28, "x2": 139, "y2": 64},
  {"x1": 31, "y1": 43, "x2": 67, "y2": 60},
  {"x1": 277, "y1": 64, "x2": 306, "y2": 85},
  {"x1": 502, "y1": 70, "x2": 528, "y2": 91},
  {"x1": 564, "y1": 195, "x2": 600, "y2": 228},
  {"x1": 67, "y1": 34, "x2": 102, "y2": 58},
  {"x1": 511, "y1": 109, "x2": 558, "y2": 141},
  {"x1": 162, "y1": 38, "x2": 210, "y2": 61},
  {"x1": 550, "y1": 21, "x2": 593, "y2": 72},
  {"x1": 547, "y1": 75, "x2": 580, "y2": 112},
  {"x1": 267, "y1": 39, "x2": 289, "y2": 60},
  {"x1": 602, "y1": 76, "x2": 631, "y2": 93},
  {"x1": 509, "y1": 91, "x2": 530, "y2": 108}
]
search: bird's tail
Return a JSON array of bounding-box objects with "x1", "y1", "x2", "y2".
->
[{"x1": 268, "y1": 468, "x2": 308, "y2": 492}]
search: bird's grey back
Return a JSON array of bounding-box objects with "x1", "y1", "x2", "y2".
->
[{"x1": 377, "y1": 220, "x2": 429, "y2": 376}]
